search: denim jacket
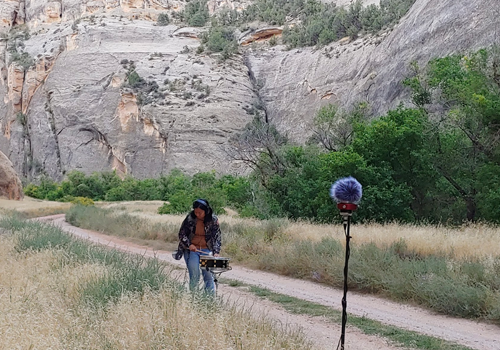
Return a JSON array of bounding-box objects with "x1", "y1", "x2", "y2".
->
[{"x1": 175, "y1": 212, "x2": 221, "y2": 259}]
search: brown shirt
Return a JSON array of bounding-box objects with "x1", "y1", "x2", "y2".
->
[{"x1": 190, "y1": 220, "x2": 207, "y2": 249}]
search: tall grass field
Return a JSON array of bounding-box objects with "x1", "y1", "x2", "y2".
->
[
  {"x1": 64, "y1": 202, "x2": 500, "y2": 324},
  {"x1": 0, "y1": 217, "x2": 311, "y2": 349}
]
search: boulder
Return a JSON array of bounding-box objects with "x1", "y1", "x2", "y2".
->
[{"x1": 0, "y1": 150, "x2": 23, "y2": 200}]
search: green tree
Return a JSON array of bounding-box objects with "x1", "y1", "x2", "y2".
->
[
  {"x1": 217, "y1": 175, "x2": 253, "y2": 209},
  {"x1": 157, "y1": 13, "x2": 170, "y2": 26},
  {"x1": 202, "y1": 25, "x2": 238, "y2": 59},
  {"x1": 308, "y1": 103, "x2": 368, "y2": 151},
  {"x1": 184, "y1": 0, "x2": 209, "y2": 27},
  {"x1": 227, "y1": 115, "x2": 289, "y2": 187},
  {"x1": 264, "y1": 146, "x2": 414, "y2": 223},
  {"x1": 352, "y1": 107, "x2": 438, "y2": 221},
  {"x1": 158, "y1": 169, "x2": 192, "y2": 201},
  {"x1": 404, "y1": 48, "x2": 500, "y2": 221}
]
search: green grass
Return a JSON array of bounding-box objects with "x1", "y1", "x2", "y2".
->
[
  {"x1": 229, "y1": 283, "x2": 474, "y2": 350},
  {"x1": 66, "y1": 205, "x2": 179, "y2": 243},
  {"x1": 0, "y1": 216, "x2": 179, "y2": 308}
]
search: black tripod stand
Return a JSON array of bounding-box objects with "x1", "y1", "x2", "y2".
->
[{"x1": 338, "y1": 212, "x2": 352, "y2": 350}]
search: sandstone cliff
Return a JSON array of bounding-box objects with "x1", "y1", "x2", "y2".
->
[
  {"x1": 0, "y1": 0, "x2": 256, "y2": 180},
  {"x1": 0, "y1": 0, "x2": 498, "y2": 180},
  {"x1": 248, "y1": 0, "x2": 500, "y2": 142}
]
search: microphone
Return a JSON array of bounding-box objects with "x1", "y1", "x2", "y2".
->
[{"x1": 330, "y1": 176, "x2": 362, "y2": 216}]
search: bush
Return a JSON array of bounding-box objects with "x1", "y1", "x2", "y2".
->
[
  {"x1": 277, "y1": 0, "x2": 417, "y2": 48},
  {"x1": 158, "y1": 190, "x2": 193, "y2": 214},
  {"x1": 24, "y1": 184, "x2": 41, "y2": 199},
  {"x1": 128, "y1": 69, "x2": 144, "y2": 87},
  {"x1": 45, "y1": 187, "x2": 64, "y2": 201},
  {"x1": 418, "y1": 276, "x2": 490, "y2": 318},
  {"x1": 9, "y1": 51, "x2": 34, "y2": 71},
  {"x1": 58, "y1": 195, "x2": 75, "y2": 202},
  {"x1": 203, "y1": 25, "x2": 238, "y2": 59},
  {"x1": 157, "y1": 13, "x2": 170, "y2": 26},
  {"x1": 71, "y1": 197, "x2": 95, "y2": 206},
  {"x1": 183, "y1": 0, "x2": 209, "y2": 27}
]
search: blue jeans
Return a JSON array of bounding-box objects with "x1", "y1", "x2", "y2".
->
[{"x1": 183, "y1": 249, "x2": 215, "y2": 294}]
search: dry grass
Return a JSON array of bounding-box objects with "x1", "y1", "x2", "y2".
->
[
  {"x1": 0, "y1": 196, "x2": 71, "y2": 219},
  {"x1": 98, "y1": 200, "x2": 186, "y2": 225},
  {"x1": 351, "y1": 222, "x2": 500, "y2": 260},
  {"x1": 0, "y1": 234, "x2": 310, "y2": 349},
  {"x1": 2, "y1": 197, "x2": 499, "y2": 260},
  {"x1": 284, "y1": 221, "x2": 500, "y2": 260},
  {"x1": 71, "y1": 200, "x2": 500, "y2": 260},
  {"x1": 4, "y1": 199, "x2": 499, "y2": 323}
]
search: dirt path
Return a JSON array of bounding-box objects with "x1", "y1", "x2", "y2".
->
[{"x1": 41, "y1": 215, "x2": 500, "y2": 350}]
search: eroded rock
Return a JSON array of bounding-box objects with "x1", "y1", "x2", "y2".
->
[
  {"x1": 247, "y1": 0, "x2": 500, "y2": 143},
  {"x1": 0, "y1": 150, "x2": 23, "y2": 200},
  {"x1": 239, "y1": 27, "x2": 282, "y2": 46},
  {"x1": 2, "y1": 17, "x2": 256, "y2": 180}
]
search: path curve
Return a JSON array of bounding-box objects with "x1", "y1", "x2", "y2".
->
[{"x1": 40, "y1": 215, "x2": 500, "y2": 350}]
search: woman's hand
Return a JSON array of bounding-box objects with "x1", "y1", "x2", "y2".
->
[{"x1": 189, "y1": 244, "x2": 197, "y2": 252}]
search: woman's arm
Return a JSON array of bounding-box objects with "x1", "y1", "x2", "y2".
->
[
  {"x1": 178, "y1": 215, "x2": 191, "y2": 250},
  {"x1": 211, "y1": 217, "x2": 222, "y2": 255}
]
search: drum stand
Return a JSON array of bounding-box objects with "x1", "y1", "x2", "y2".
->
[{"x1": 206, "y1": 268, "x2": 223, "y2": 296}]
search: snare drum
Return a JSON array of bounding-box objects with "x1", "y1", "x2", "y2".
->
[{"x1": 199, "y1": 256, "x2": 231, "y2": 273}]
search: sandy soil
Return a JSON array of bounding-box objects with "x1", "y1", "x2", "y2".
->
[{"x1": 39, "y1": 215, "x2": 500, "y2": 350}]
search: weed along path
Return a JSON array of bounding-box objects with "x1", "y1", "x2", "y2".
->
[{"x1": 41, "y1": 215, "x2": 500, "y2": 350}]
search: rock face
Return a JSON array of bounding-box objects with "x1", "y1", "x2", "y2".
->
[
  {"x1": 0, "y1": 0, "x2": 498, "y2": 180},
  {"x1": 0, "y1": 1, "x2": 257, "y2": 180},
  {"x1": 239, "y1": 27, "x2": 283, "y2": 46},
  {"x1": 0, "y1": 150, "x2": 23, "y2": 200},
  {"x1": 247, "y1": 0, "x2": 500, "y2": 143}
]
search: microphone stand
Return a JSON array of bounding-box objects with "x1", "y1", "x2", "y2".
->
[
  {"x1": 340, "y1": 213, "x2": 351, "y2": 350},
  {"x1": 336, "y1": 203, "x2": 356, "y2": 350}
]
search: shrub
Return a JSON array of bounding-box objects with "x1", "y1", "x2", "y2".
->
[
  {"x1": 276, "y1": 0, "x2": 417, "y2": 48},
  {"x1": 24, "y1": 184, "x2": 41, "y2": 199},
  {"x1": 157, "y1": 13, "x2": 170, "y2": 26},
  {"x1": 128, "y1": 69, "x2": 144, "y2": 88},
  {"x1": 58, "y1": 195, "x2": 75, "y2": 202},
  {"x1": 9, "y1": 51, "x2": 34, "y2": 71},
  {"x1": 204, "y1": 26, "x2": 237, "y2": 57},
  {"x1": 71, "y1": 197, "x2": 95, "y2": 206},
  {"x1": 268, "y1": 35, "x2": 278, "y2": 46},
  {"x1": 45, "y1": 187, "x2": 64, "y2": 201},
  {"x1": 158, "y1": 190, "x2": 192, "y2": 214},
  {"x1": 183, "y1": 0, "x2": 209, "y2": 27},
  {"x1": 23, "y1": 176, "x2": 59, "y2": 200}
]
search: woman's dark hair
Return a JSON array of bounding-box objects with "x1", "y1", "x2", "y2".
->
[{"x1": 191, "y1": 198, "x2": 213, "y2": 222}]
